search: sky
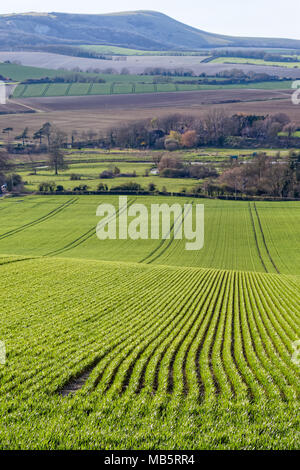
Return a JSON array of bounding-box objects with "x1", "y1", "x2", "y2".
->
[{"x1": 1, "y1": 0, "x2": 300, "y2": 40}]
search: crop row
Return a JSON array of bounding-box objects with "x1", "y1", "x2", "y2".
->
[
  {"x1": 0, "y1": 257, "x2": 299, "y2": 404},
  {"x1": 13, "y1": 82, "x2": 209, "y2": 98}
]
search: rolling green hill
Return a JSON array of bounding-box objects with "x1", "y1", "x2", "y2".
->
[
  {"x1": 1, "y1": 11, "x2": 300, "y2": 51},
  {"x1": 0, "y1": 195, "x2": 299, "y2": 449},
  {"x1": 0, "y1": 195, "x2": 299, "y2": 274}
]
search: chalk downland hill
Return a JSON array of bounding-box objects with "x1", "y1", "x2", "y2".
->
[{"x1": 1, "y1": 11, "x2": 300, "y2": 50}]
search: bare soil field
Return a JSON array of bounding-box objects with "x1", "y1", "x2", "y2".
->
[
  {"x1": 0, "y1": 101, "x2": 35, "y2": 115},
  {"x1": 0, "y1": 88, "x2": 298, "y2": 135},
  {"x1": 1, "y1": 51, "x2": 300, "y2": 78},
  {"x1": 12, "y1": 88, "x2": 295, "y2": 111}
]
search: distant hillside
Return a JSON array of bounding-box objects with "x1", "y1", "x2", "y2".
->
[{"x1": 1, "y1": 11, "x2": 300, "y2": 51}]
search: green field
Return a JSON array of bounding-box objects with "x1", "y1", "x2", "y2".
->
[
  {"x1": 79, "y1": 45, "x2": 208, "y2": 56},
  {"x1": 212, "y1": 56, "x2": 300, "y2": 68},
  {"x1": 0, "y1": 196, "x2": 299, "y2": 273},
  {"x1": 0, "y1": 195, "x2": 299, "y2": 449},
  {"x1": 0, "y1": 62, "x2": 66, "y2": 81},
  {"x1": 0, "y1": 62, "x2": 153, "y2": 83},
  {"x1": 0, "y1": 60, "x2": 294, "y2": 99},
  {"x1": 0, "y1": 61, "x2": 154, "y2": 87},
  {"x1": 15, "y1": 148, "x2": 294, "y2": 194},
  {"x1": 12, "y1": 79, "x2": 294, "y2": 98},
  {"x1": 19, "y1": 161, "x2": 197, "y2": 193}
]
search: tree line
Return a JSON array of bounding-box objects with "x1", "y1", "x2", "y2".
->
[
  {"x1": 3, "y1": 111, "x2": 299, "y2": 156},
  {"x1": 105, "y1": 111, "x2": 299, "y2": 150}
]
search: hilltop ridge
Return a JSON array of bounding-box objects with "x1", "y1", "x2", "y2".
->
[{"x1": 1, "y1": 10, "x2": 300, "y2": 50}]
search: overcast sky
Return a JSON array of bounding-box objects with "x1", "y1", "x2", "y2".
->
[{"x1": 1, "y1": 0, "x2": 299, "y2": 40}]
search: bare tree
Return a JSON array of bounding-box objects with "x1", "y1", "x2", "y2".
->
[{"x1": 48, "y1": 128, "x2": 68, "y2": 175}]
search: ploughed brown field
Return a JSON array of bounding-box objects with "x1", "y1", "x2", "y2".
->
[
  {"x1": 0, "y1": 88, "x2": 298, "y2": 134},
  {"x1": 1, "y1": 51, "x2": 300, "y2": 78},
  {"x1": 0, "y1": 101, "x2": 35, "y2": 115}
]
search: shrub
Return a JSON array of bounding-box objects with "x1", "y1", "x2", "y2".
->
[
  {"x1": 100, "y1": 171, "x2": 114, "y2": 179},
  {"x1": 164, "y1": 138, "x2": 180, "y2": 151},
  {"x1": 6, "y1": 174, "x2": 23, "y2": 192},
  {"x1": 97, "y1": 183, "x2": 108, "y2": 191},
  {"x1": 160, "y1": 168, "x2": 187, "y2": 178},
  {"x1": 70, "y1": 174, "x2": 81, "y2": 181},
  {"x1": 73, "y1": 184, "x2": 89, "y2": 192},
  {"x1": 110, "y1": 181, "x2": 144, "y2": 192},
  {"x1": 189, "y1": 165, "x2": 218, "y2": 179},
  {"x1": 148, "y1": 182, "x2": 156, "y2": 192},
  {"x1": 39, "y1": 181, "x2": 56, "y2": 192}
]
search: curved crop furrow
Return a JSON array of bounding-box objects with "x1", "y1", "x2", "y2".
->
[
  {"x1": 248, "y1": 203, "x2": 268, "y2": 273},
  {"x1": 57, "y1": 268, "x2": 174, "y2": 395},
  {"x1": 261, "y1": 273, "x2": 300, "y2": 328},
  {"x1": 3, "y1": 265, "x2": 169, "y2": 393},
  {"x1": 233, "y1": 273, "x2": 265, "y2": 400},
  {"x1": 254, "y1": 274, "x2": 300, "y2": 343},
  {"x1": 238, "y1": 273, "x2": 281, "y2": 399},
  {"x1": 223, "y1": 272, "x2": 249, "y2": 400},
  {"x1": 0, "y1": 198, "x2": 76, "y2": 241},
  {"x1": 179, "y1": 271, "x2": 226, "y2": 400},
  {"x1": 87, "y1": 268, "x2": 192, "y2": 394},
  {"x1": 193, "y1": 271, "x2": 229, "y2": 401},
  {"x1": 182, "y1": 272, "x2": 245, "y2": 396},
  {"x1": 167, "y1": 269, "x2": 223, "y2": 396},
  {"x1": 258, "y1": 205, "x2": 295, "y2": 274},
  {"x1": 38, "y1": 268, "x2": 180, "y2": 394},
  {"x1": 102, "y1": 268, "x2": 205, "y2": 396},
  {"x1": 133, "y1": 269, "x2": 208, "y2": 395},
  {"x1": 243, "y1": 273, "x2": 291, "y2": 400},
  {"x1": 119, "y1": 268, "x2": 211, "y2": 396},
  {"x1": 253, "y1": 204, "x2": 280, "y2": 274},
  {"x1": 0, "y1": 256, "x2": 34, "y2": 266},
  {"x1": 46, "y1": 198, "x2": 137, "y2": 257},
  {"x1": 149, "y1": 270, "x2": 224, "y2": 397},
  {"x1": 129, "y1": 269, "x2": 218, "y2": 397},
  {"x1": 171, "y1": 270, "x2": 229, "y2": 399},
  {"x1": 206, "y1": 271, "x2": 231, "y2": 398},
  {"x1": 150, "y1": 203, "x2": 194, "y2": 266},
  {"x1": 211, "y1": 271, "x2": 236, "y2": 400},
  {"x1": 140, "y1": 203, "x2": 188, "y2": 265},
  {"x1": 247, "y1": 273, "x2": 300, "y2": 398}
]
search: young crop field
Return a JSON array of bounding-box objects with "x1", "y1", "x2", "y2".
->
[
  {"x1": 0, "y1": 196, "x2": 299, "y2": 273},
  {"x1": 79, "y1": 45, "x2": 210, "y2": 56},
  {"x1": 12, "y1": 79, "x2": 294, "y2": 98},
  {"x1": 5, "y1": 60, "x2": 294, "y2": 99},
  {"x1": 0, "y1": 195, "x2": 299, "y2": 449},
  {"x1": 211, "y1": 57, "x2": 300, "y2": 68}
]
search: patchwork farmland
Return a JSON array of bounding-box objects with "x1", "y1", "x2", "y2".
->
[
  {"x1": 1, "y1": 50, "x2": 300, "y2": 78},
  {"x1": 1, "y1": 7, "x2": 300, "y2": 452},
  {"x1": 12, "y1": 80, "x2": 295, "y2": 98},
  {"x1": 2, "y1": 87, "x2": 298, "y2": 136}
]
